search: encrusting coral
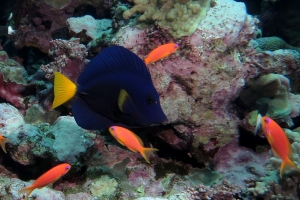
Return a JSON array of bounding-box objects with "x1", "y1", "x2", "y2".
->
[
  {"x1": 185, "y1": 180, "x2": 243, "y2": 199},
  {"x1": 123, "y1": 0, "x2": 212, "y2": 38},
  {"x1": 239, "y1": 73, "x2": 292, "y2": 119},
  {"x1": 255, "y1": 36, "x2": 300, "y2": 52},
  {"x1": 40, "y1": 38, "x2": 88, "y2": 82}
]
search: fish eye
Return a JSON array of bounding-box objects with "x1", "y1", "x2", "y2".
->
[
  {"x1": 264, "y1": 118, "x2": 270, "y2": 123},
  {"x1": 146, "y1": 97, "x2": 157, "y2": 105},
  {"x1": 65, "y1": 166, "x2": 70, "y2": 170}
]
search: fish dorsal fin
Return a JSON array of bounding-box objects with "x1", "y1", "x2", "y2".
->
[
  {"x1": 118, "y1": 89, "x2": 137, "y2": 114},
  {"x1": 77, "y1": 46, "x2": 151, "y2": 86}
]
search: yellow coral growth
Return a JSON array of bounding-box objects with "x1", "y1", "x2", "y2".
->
[{"x1": 123, "y1": 0, "x2": 212, "y2": 38}]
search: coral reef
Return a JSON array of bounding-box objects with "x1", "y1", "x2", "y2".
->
[
  {"x1": 123, "y1": 0, "x2": 212, "y2": 38},
  {"x1": 0, "y1": 0, "x2": 300, "y2": 199},
  {"x1": 66, "y1": 15, "x2": 112, "y2": 45},
  {"x1": 185, "y1": 180, "x2": 244, "y2": 200},
  {"x1": 89, "y1": 175, "x2": 118, "y2": 198},
  {"x1": 113, "y1": 0, "x2": 258, "y2": 164},
  {"x1": 40, "y1": 38, "x2": 88, "y2": 82},
  {"x1": 214, "y1": 138, "x2": 270, "y2": 188},
  {"x1": 255, "y1": 36, "x2": 300, "y2": 52},
  {"x1": 0, "y1": 51, "x2": 28, "y2": 111},
  {"x1": 11, "y1": 0, "x2": 112, "y2": 53},
  {"x1": 4, "y1": 112, "x2": 95, "y2": 165},
  {"x1": 239, "y1": 73, "x2": 292, "y2": 119}
]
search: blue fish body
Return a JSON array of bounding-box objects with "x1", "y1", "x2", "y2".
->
[{"x1": 72, "y1": 46, "x2": 167, "y2": 130}]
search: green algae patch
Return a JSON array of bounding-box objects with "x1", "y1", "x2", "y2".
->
[
  {"x1": 185, "y1": 167, "x2": 222, "y2": 187},
  {"x1": 249, "y1": 110, "x2": 258, "y2": 126}
]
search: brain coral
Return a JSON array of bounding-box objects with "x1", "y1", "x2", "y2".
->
[{"x1": 123, "y1": 0, "x2": 212, "y2": 38}]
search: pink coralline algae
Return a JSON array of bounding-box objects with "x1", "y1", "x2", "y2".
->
[
  {"x1": 0, "y1": 51, "x2": 28, "y2": 112},
  {"x1": 214, "y1": 138, "x2": 270, "y2": 189},
  {"x1": 40, "y1": 38, "x2": 88, "y2": 83},
  {"x1": 12, "y1": 1, "x2": 73, "y2": 53},
  {"x1": 112, "y1": 0, "x2": 259, "y2": 164},
  {"x1": 11, "y1": 0, "x2": 113, "y2": 53}
]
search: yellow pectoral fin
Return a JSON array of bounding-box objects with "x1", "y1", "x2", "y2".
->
[{"x1": 52, "y1": 72, "x2": 77, "y2": 109}]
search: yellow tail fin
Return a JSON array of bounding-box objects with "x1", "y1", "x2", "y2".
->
[
  {"x1": 140, "y1": 148, "x2": 159, "y2": 163},
  {"x1": 280, "y1": 158, "x2": 300, "y2": 178},
  {"x1": 52, "y1": 72, "x2": 77, "y2": 109},
  {"x1": 18, "y1": 186, "x2": 34, "y2": 200}
]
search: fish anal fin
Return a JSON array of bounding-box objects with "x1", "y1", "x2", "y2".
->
[
  {"x1": 52, "y1": 72, "x2": 77, "y2": 109},
  {"x1": 127, "y1": 147, "x2": 138, "y2": 153},
  {"x1": 116, "y1": 139, "x2": 125, "y2": 146},
  {"x1": 72, "y1": 98, "x2": 114, "y2": 130}
]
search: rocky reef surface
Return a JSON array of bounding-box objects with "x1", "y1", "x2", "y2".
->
[{"x1": 0, "y1": 0, "x2": 300, "y2": 199}]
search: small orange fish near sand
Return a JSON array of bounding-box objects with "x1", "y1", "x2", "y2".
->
[
  {"x1": 18, "y1": 163, "x2": 71, "y2": 200},
  {"x1": 261, "y1": 117, "x2": 300, "y2": 178},
  {"x1": 0, "y1": 135, "x2": 9, "y2": 153},
  {"x1": 109, "y1": 126, "x2": 158, "y2": 163},
  {"x1": 144, "y1": 43, "x2": 179, "y2": 65}
]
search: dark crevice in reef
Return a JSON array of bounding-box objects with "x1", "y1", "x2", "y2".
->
[
  {"x1": 1, "y1": 156, "x2": 53, "y2": 181},
  {"x1": 238, "y1": 126, "x2": 269, "y2": 152},
  {"x1": 141, "y1": 125, "x2": 205, "y2": 169},
  {"x1": 1, "y1": 154, "x2": 85, "y2": 183}
]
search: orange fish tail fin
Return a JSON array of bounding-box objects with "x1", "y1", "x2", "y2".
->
[
  {"x1": 140, "y1": 148, "x2": 159, "y2": 163},
  {"x1": 52, "y1": 72, "x2": 77, "y2": 109},
  {"x1": 0, "y1": 138, "x2": 9, "y2": 153},
  {"x1": 280, "y1": 158, "x2": 300, "y2": 178},
  {"x1": 18, "y1": 186, "x2": 34, "y2": 200}
]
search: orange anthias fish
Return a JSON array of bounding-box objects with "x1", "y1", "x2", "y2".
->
[
  {"x1": 0, "y1": 135, "x2": 9, "y2": 153},
  {"x1": 261, "y1": 117, "x2": 300, "y2": 178},
  {"x1": 18, "y1": 163, "x2": 71, "y2": 200},
  {"x1": 144, "y1": 43, "x2": 179, "y2": 65},
  {"x1": 109, "y1": 126, "x2": 158, "y2": 163}
]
